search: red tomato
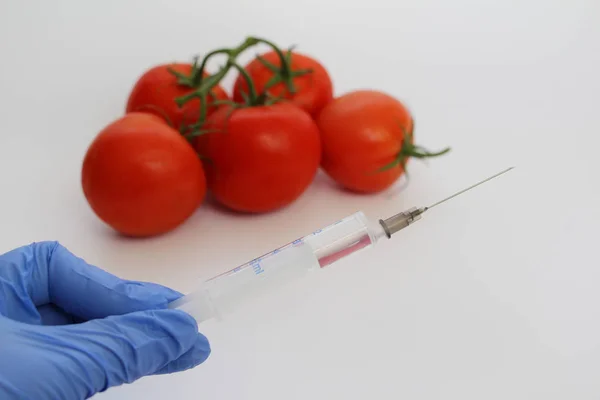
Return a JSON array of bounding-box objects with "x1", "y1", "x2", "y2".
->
[
  {"x1": 82, "y1": 113, "x2": 207, "y2": 237},
  {"x1": 317, "y1": 90, "x2": 449, "y2": 193},
  {"x1": 195, "y1": 103, "x2": 321, "y2": 212},
  {"x1": 126, "y1": 63, "x2": 228, "y2": 130},
  {"x1": 232, "y1": 51, "x2": 333, "y2": 118}
]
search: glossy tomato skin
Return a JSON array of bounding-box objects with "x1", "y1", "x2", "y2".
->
[
  {"x1": 316, "y1": 90, "x2": 414, "y2": 193},
  {"x1": 82, "y1": 113, "x2": 207, "y2": 237},
  {"x1": 196, "y1": 103, "x2": 321, "y2": 213},
  {"x1": 126, "y1": 63, "x2": 228, "y2": 130},
  {"x1": 232, "y1": 51, "x2": 333, "y2": 118}
]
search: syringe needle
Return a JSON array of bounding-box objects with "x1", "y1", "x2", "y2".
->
[
  {"x1": 379, "y1": 166, "x2": 514, "y2": 238},
  {"x1": 425, "y1": 166, "x2": 514, "y2": 211}
]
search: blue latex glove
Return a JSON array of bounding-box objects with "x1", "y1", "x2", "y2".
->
[{"x1": 0, "y1": 241, "x2": 210, "y2": 399}]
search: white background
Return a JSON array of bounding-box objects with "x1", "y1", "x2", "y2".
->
[{"x1": 1, "y1": 0, "x2": 600, "y2": 399}]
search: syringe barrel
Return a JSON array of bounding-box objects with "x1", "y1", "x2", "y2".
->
[
  {"x1": 304, "y1": 211, "x2": 382, "y2": 267},
  {"x1": 169, "y1": 212, "x2": 386, "y2": 323}
]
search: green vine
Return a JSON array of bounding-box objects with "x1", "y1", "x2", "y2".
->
[
  {"x1": 229, "y1": 61, "x2": 283, "y2": 107},
  {"x1": 173, "y1": 37, "x2": 261, "y2": 139},
  {"x1": 174, "y1": 37, "x2": 260, "y2": 108},
  {"x1": 173, "y1": 36, "x2": 310, "y2": 140}
]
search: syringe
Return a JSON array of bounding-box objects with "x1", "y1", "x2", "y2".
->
[{"x1": 169, "y1": 167, "x2": 514, "y2": 323}]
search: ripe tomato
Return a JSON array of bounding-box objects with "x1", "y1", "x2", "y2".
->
[
  {"x1": 195, "y1": 103, "x2": 321, "y2": 213},
  {"x1": 232, "y1": 51, "x2": 333, "y2": 118},
  {"x1": 317, "y1": 90, "x2": 449, "y2": 193},
  {"x1": 126, "y1": 63, "x2": 228, "y2": 130},
  {"x1": 82, "y1": 113, "x2": 207, "y2": 237}
]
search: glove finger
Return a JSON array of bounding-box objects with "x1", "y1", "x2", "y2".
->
[
  {"x1": 154, "y1": 333, "x2": 211, "y2": 375},
  {"x1": 0, "y1": 245, "x2": 45, "y2": 323},
  {"x1": 56, "y1": 309, "x2": 205, "y2": 395},
  {"x1": 3, "y1": 241, "x2": 183, "y2": 320},
  {"x1": 47, "y1": 242, "x2": 183, "y2": 318}
]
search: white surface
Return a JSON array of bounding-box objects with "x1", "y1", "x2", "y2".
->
[{"x1": 1, "y1": 0, "x2": 600, "y2": 399}]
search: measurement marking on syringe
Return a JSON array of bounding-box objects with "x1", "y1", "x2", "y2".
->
[{"x1": 252, "y1": 263, "x2": 264, "y2": 275}]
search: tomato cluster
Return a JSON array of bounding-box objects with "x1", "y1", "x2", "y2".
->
[{"x1": 81, "y1": 36, "x2": 449, "y2": 237}]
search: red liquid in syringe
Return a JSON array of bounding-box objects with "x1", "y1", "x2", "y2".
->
[{"x1": 316, "y1": 235, "x2": 373, "y2": 268}]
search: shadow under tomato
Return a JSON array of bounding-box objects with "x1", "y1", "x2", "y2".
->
[
  {"x1": 203, "y1": 190, "x2": 308, "y2": 218},
  {"x1": 312, "y1": 168, "x2": 411, "y2": 199}
]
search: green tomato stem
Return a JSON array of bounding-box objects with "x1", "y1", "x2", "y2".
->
[
  {"x1": 378, "y1": 120, "x2": 451, "y2": 172},
  {"x1": 175, "y1": 37, "x2": 260, "y2": 107},
  {"x1": 230, "y1": 61, "x2": 261, "y2": 106},
  {"x1": 251, "y1": 38, "x2": 295, "y2": 92},
  {"x1": 250, "y1": 39, "x2": 314, "y2": 95}
]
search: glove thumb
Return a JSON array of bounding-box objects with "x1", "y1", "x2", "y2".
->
[{"x1": 53, "y1": 308, "x2": 208, "y2": 396}]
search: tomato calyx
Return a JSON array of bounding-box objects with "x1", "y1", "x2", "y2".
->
[
  {"x1": 252, "y1": 40, "x2": 313, "y2": 95},
  {"x1": 231, "y1": 61, "x2": 283, "y2": 107},
  {"x1": 378, "y1": 121, "x2": 451, "y2": 173},
  {"x1": 167, "y1": 58, "x2": 203, "y2": 89}
]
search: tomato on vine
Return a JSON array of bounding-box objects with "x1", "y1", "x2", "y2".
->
[
  {"x1": 82, "y1": 113, "x2": 207, "y2": 237},
  {"x1": 194, "y1": 63, "x2": 321, "y2": 213},
  {"x1": 127, "y1": 38, "x2": 261, "y2": 136},
  {"x1": 232, "y1": 46, "x2": 333, "y2": 118},
  {"x1": 126, "y1": 62, "x2": 228, "y2": 131},
  {"x1": 317, "y1": 90, "x2": 450, "y2": 193}
]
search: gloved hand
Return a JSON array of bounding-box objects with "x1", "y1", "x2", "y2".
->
[{"x1": 0, "y1": 241, "x2": 209, "y2": 399}]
